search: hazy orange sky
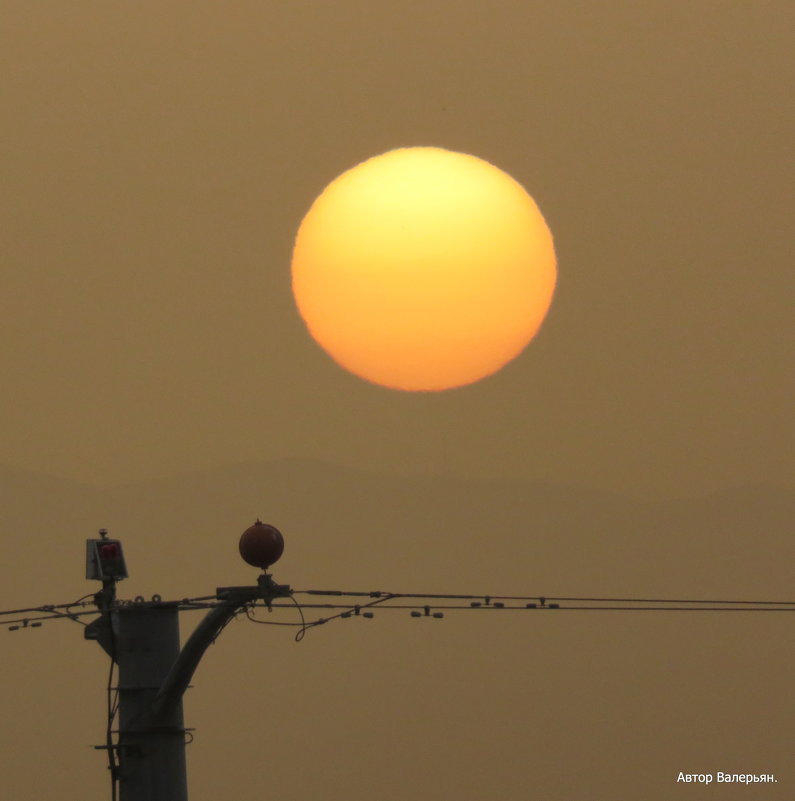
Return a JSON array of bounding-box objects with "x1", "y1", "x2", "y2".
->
[
  {"x1": 2, "y1": 1, "x2": 792, "y2": 498},
  {"x1": 2, "y1": 5, "x2": 795, "y2": 801}
]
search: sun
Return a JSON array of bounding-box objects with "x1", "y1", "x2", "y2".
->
[{"x1": 290, "y1": 146, "x2": 556, "y2": 391}]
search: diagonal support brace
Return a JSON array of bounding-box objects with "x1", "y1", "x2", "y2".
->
[{"x1": 149, "y1": 575, "x2": 290, "y2": 725}]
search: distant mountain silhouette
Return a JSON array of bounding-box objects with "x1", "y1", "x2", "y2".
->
[{"x1": 1, "y1": 458, "x2": 792, "y2": 604}]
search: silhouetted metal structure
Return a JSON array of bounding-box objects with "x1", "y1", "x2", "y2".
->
[
  {"x1": 3, "y1": 525, "x2": 794, "y2": 800},
  {"x1": 84, "y1": 527, "x2": 290, "y2": 801}
]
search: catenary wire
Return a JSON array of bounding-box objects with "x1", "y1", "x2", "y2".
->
[
  {"x1": 4, "y1": 593, "x2": 795, "y2": 632},
  {"x1": 293, "y1": 590, "x2": 795, "y2": 606}
]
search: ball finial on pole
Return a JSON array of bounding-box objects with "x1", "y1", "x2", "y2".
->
[{"x1": 239, "y1": 520, "x2": 284, "y2": 570}]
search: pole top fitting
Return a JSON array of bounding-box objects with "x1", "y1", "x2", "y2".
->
[{"x1": 239, "y1": 521, "x2": 284, "y2": 570}]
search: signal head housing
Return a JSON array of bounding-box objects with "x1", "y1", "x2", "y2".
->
[{"x1": 86, "y1": 537, "x2": 128, "y2": 581}]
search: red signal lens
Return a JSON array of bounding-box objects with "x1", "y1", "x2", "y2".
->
[{"x1": 100, "y1": 544, "x2": 119, "y2": 559}]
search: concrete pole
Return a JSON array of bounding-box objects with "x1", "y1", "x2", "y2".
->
[
  {"x1": 115, "y1": 603, "x2": 188, "y2": 801},
  {"x1": 86, "y1": 581, "x2": 284, "y2": 801},
  {"x1": 84, "y1": 526, "x2": 289, "y2": 800}
]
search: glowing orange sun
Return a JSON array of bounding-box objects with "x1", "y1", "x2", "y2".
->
[{"x1": 291, "y1": 146, "x2": 556, "y2": 391}]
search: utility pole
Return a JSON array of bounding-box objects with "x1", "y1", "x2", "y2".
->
[
  {"x1": 5, "y1": 522, "x2": 789, "y2": 799},
  {"x1": 84, "y1": 522, "x2": 288, "y2": 801}
]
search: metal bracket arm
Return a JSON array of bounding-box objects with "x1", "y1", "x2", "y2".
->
[{"x1": 149, "y1": 577, "x2": 291, "y2": 724}]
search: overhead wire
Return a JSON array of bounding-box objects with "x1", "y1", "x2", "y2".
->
[
  {"x1": 4, "y1": 577, "x2": 792, "y2": 801},
  {"x1": 293, "y1": 589, "x2": 795, "y2": 606},
  {"x1": 106, "y1": 622, "x2": 119, "y2": 801},
  {"x1": 3, "y1": 591, "x2": 794, "y2": 634},
  {"x1": 258, "y1": 602, "x2": 795, "y2": 612}
]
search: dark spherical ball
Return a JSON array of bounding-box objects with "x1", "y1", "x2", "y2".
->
[{"x1": 239, "y1": 520, "x2": 284, "y2": 569}]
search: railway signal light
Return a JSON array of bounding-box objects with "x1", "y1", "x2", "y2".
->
[{"x1": 86, "y1": 531, "x2": 128, "y2": 581}]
